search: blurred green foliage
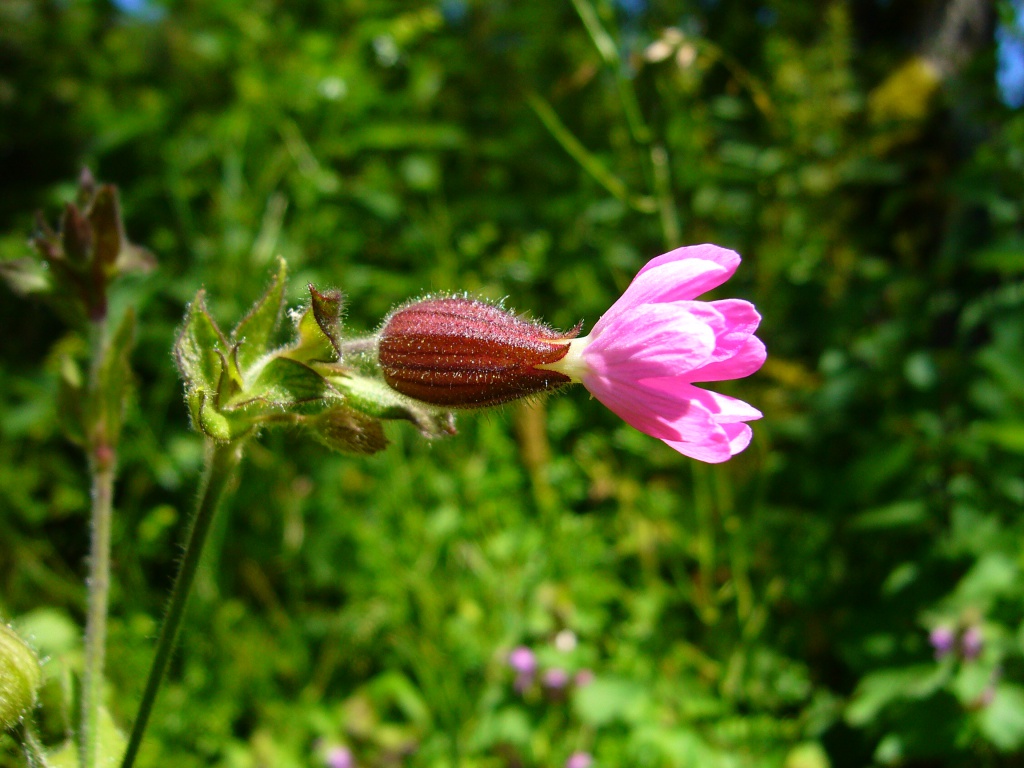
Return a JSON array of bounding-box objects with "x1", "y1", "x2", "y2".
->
[{"x1": 2, "y1": 0, "x2": 1024, "y2": 766}]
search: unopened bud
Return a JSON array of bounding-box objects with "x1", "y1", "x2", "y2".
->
[
  {"x1": 377, "y1": 297, "x2": 579, "y2": 407},
  {"x1": 0, "y1": 624, "x2": 42, "y2": 730}
]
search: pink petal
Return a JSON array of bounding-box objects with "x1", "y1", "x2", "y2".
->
[
  {"x1": 582, "y1": 375, "x2": 758, "y2": 450},
  {"x1": 687, "y1": 386, "x2": 763, "y2": 422},
  {"x1": 586, "y1": 303, "x2": 717, "y2": 379},
  {"x1": 663, "y1": 422, "x2": 752, "y2": 463},
  {"x1": 706, "y1": 299, "x2": 761, "y2": 361},
  {"x1": 592, "y1": 260, "x2": 730, "y2": 334},
  {"x1": 635, "y1": 244, "x2": 741, "y2": 281},
  {"x1": 582, "y1": 373, "x2": 711, "y2": 442},
  {"x1": 686, "y1": 335, "x2": 766, "y2": 383},
  {"x1": 723, "y1": 422, "x2": 754, "y2": 454},
  {"x1": 661, "y1": 429, "x2": 733, "y2": 463},
  {"x1": 660, "y1": 299, "x2": 760, "y2": 365},
  {"x1": 642, "y1": 380, "x2": 762, "y2": 423}
]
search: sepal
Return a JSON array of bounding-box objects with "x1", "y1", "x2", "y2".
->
[
  {"x1": 303, "y1": 407, "x2": 389, "y2": 455},
  {"x1": 231, "y1": 256, "x2": 287, "y2": 371},
  {"x1": 173, "y1": 258, "x2": 456, "y2": 448}
]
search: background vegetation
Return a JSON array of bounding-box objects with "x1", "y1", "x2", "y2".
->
[{"x1": 2, "y1": 0, "x2": 1024, "y2": 766}]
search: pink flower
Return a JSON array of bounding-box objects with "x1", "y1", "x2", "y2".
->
[
  {"x1": 929, "y1": 625, "x2": 955, "y2": 659},
  {"x1": 546, "y1": 244, "x2": 765, "y2": 462},
  {"x1": 542, "y1": 667, "x2": 570, "y2": 689},
  {"x1": 566, "y1": 752, "x2": 593, "y2": 768},
  {"x1": 324, "y1": 746, "x2": 355, "y2": 768},
  {"x1": 377, "y1": 244, "x2": 764, "y2": 461},
  {"x1": 508, "y1": 646, "x2": 537, "y2": 675}
]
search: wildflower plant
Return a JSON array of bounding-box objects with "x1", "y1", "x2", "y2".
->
[{"x1": 1, "y1": 173, "x2": 764, "y2": 768}]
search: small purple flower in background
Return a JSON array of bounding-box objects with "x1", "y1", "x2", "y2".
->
[
  {"x1": 324, "y1": 745, "x2": 355, "y2": 768},
  {"x1": 543, "y1": 668, "x2": 570, "y2": 690},
  {"x1": 566, "y1": 752, "x2": 594, "y2": 768},
  {"x1": 961, "y1": 626, "x2": 984, "y2": 661},
  {"x1": 508, "y1": 646, "x2": 537, "y2": 675},
  {"x1": 574, "y1": 669, "x2": 595, "y2": 688},
  {"x1": 508, "y1": 645, "x2": 537, "y2": 693},
  {"x1": 929, "y1": 625, "x2": 955, "y2": 660}
]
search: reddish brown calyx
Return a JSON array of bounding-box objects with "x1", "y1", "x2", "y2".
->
[{"x1": 378, "y1": 297, "x2": 580, "y2": 408}]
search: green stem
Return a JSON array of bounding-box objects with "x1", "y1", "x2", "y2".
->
[
  {"x1": 526, "y1": 91, "x2": 655, "y2": 213},
  {"x1": 81, "y1": 319, "x2": 113, "y2": 768},
  {"x1": 18, "y1": 722, "x2": 49, "y2": 768},
  {"x1": 81, "y1": 460, "x2": 114, "y2": 768},
  {"x1": 120, "y1": 439, "x2": 244, "y2": 768},
  {"x1": 569, "y1": 0, "x2": 616, "y2": 65},
  {"x1": 650, "y1": 143, "x2": 680, "y2": 247}
]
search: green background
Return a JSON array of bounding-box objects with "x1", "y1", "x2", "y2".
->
[{"x1": 3, "y1": 0, "x2": 1024, "y2": 766}]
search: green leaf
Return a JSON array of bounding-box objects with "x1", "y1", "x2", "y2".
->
[
  {"x1": 469, "y1": 707, "x2": 532, "y2": 751},
  {"x1": 46, "y1": 705, "x2": 124, "y2": 768},
  {"x1": 174, "y1": 291, "x2": 227, "y2": 391},
  {"x1": 94, "y1": 307, "x2": 136, "y2": 448},
  {"x1": 971, "y1": 421, "x2": 1024, "y2": 454},
  {"x1": 55, "y1": 346, "x2": 86, "y2": 447},
  {"x1": 845, "y1": 665, "x2": 945, "y2": 727},
  {"x1": 231, "y1": 255, "x2": 287, "y2": 371},
  {"x1": 949, "y1": 553, "x2": 1019, "y2": 608},
  {"x1": 783, "y1": 742, "x2": 831, "y2": 768},
  {"x1": 573, "y1": 676, "x2": 649, "y2": 726},
  {"x1": 978, "y1": 684, "x2": 1024, "y2": 751},
  {"x1": 0, "y1": 258, "x2": 51, "y2": 295},
  {"x1": 849, "y1": 500, "x2": 927, "y2": 530},
  {"x1": 971, "y1": 239, "x2": 1024, "y2": 275}
]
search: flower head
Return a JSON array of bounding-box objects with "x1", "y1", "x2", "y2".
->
[
  {"x1": 376, "y1": 244, "x2": 764, "y2": 461},
  {"x1": 547, "y1": 244, "x2": 765, "y2": 462}
]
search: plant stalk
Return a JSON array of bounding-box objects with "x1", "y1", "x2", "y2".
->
[
  {"x1": 81, "y1": 318, "x2": 114, "y2": 768},
  {"x1": 120, "y1": 439, "x2": 244, "y2": 768},
  {"x1": 18, "y1": 722, "x2": 49, "y2": 768}
]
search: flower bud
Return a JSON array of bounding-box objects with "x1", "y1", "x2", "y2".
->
[
  {"x1": 377, "y1": 297, "x2": 579, "y2": 407},
  {"x1": 0, "y1": 624, "x2": 42, "y2": 730}
]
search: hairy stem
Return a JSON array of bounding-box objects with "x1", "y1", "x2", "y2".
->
[
  {"x1": 81, "y1": 319, "x2": 113, "y2": 768},
  {"x1": 120, "y1": 439, "x2": 244, "y2": 768},
  {"x1": 17, "y1": 722, "x2": 49, "y2": 768}
]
